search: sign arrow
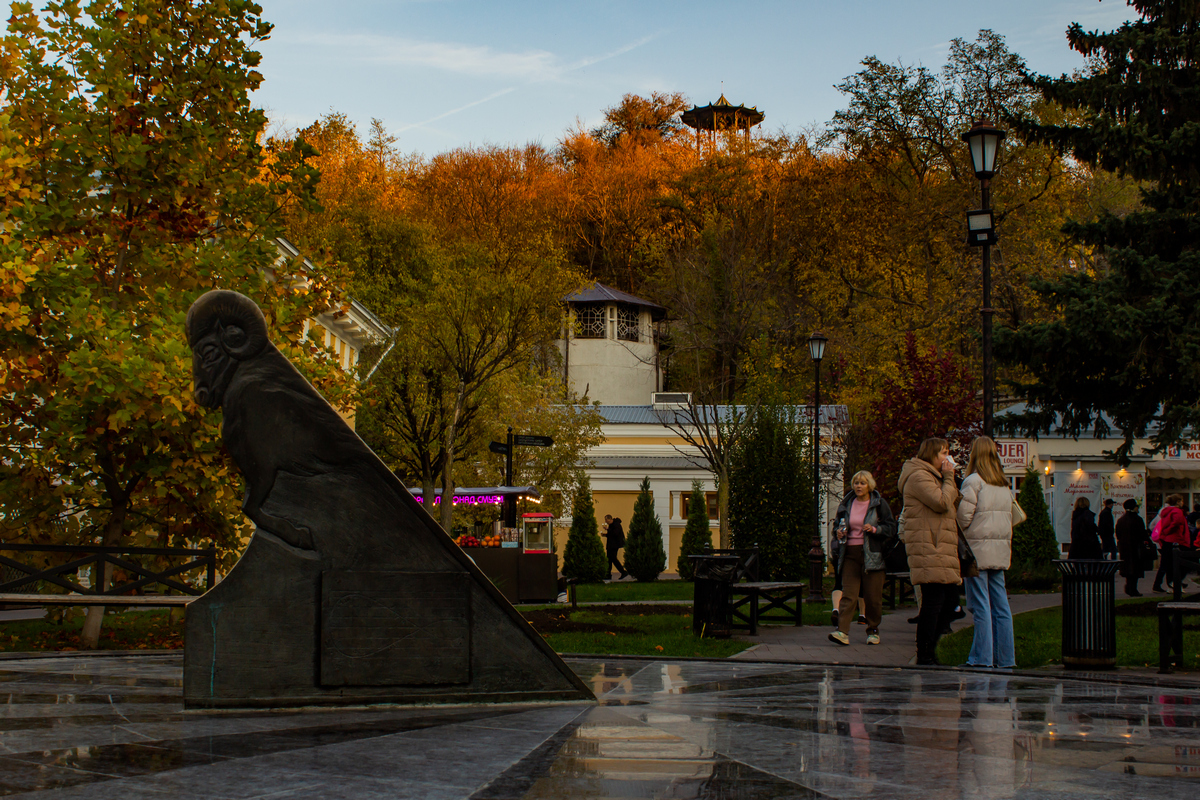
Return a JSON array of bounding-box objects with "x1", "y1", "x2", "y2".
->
[{"x1": 488, "y1": 441, "x2": 509, "y2": 455}]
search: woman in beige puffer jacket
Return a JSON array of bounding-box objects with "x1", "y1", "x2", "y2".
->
[{"x1": 898, "y1": 437, "x2": 960, "y2": 665}]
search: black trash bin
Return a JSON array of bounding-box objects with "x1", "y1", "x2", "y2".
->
[
  {"x1": 690, "y1": 554, "x2": 741, "y2": 638},
  {"x1": 1055, "y1": 559, "x2": 1120, "y2": 669}
]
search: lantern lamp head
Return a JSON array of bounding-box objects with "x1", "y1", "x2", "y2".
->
[
  {"x1": 961, "y1": 118, "x2": 1006, "y2": 180},
  {"x1": 808, "y1": 331, "x2": 828, "y2": 362}
]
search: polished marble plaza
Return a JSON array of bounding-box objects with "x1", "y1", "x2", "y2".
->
[{"x1": 0, "y1": 654, "x2": 1198, "y2": 798}]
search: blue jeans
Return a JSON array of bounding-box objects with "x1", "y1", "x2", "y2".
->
[{"x1": 964, "y1": 569, "x2": 1015, "y2": 668}]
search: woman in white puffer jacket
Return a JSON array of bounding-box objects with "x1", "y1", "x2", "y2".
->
[{"x1": 956, "y1": 436, "x2": 1016, "y2": 668}]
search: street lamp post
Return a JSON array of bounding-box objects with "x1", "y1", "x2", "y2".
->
[
  {"x1": 961, "y1": 118, "x2": 1006, "y2": 438},
  {"x1": 807, "y1": 331, "x2": 828, "y2": 602}
]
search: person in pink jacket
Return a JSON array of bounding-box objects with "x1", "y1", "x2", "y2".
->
[{"x1": 1156, "y1": 494, "x2": 1192, "y2": 592}]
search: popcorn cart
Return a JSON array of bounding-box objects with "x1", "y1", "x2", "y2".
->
[
  {"x1": 522, "y1": 512, "x2": 554, "y2": 552},
  {"x1": 518, "y1": 512, "x2": 558, "y2": 603}
]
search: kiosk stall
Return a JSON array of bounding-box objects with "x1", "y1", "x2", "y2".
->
[{"x1": 408, "y1": 487, "x2": 558, "y2": 603}]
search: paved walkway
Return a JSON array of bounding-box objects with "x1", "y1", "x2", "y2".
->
[{"x1": 733, "y1": 572, "x2": 1167, "y2": 666}]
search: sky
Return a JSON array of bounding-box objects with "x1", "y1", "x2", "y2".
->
[{"x1": 252, "y1": 0, "x2": 1139, "y2": 157}]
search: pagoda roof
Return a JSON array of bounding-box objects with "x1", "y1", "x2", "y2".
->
[
  {"x1": 563, "y1": 281, "x2": 666, "y2": 321},
  {"x1": 681, "y1": 94, "x2": 764, "y2": 131}
]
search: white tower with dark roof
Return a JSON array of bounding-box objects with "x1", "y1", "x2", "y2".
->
[{"x1": 559, "y1": 282, "x2": 665, "y2": 405}]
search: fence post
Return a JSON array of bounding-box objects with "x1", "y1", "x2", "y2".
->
[{"x1": 206, "y1": 548, "x2": 216, "y2": 590}]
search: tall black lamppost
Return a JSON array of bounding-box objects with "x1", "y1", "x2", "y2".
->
[
  {"x1": 807, "y1": 331, "x2": 828, "y2": 602},
  {"x1": 961, "y1": 118, "x2": 1006, "y2": 438}
]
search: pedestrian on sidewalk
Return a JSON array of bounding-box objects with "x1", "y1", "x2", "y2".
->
[
  {"x1": 1153, "y1": 494, "x2": 1191, "y2": 593},
  {"x1": 956, "y1": 437, "x2": 1016, "y2": 669},
  {"x1": 1068, "y1": 497, "x2": 1102, "y2": 560},
  {"x1": 1098, "y1": 499, "x2": 1117, "y2": 560},
  {"x1": 828, "y1": 471, "x2": 896, "y2": 647},
  {"x1": 1115, "y1": 499, "x2": 1150, "y2": 596},
  {"x1": 898, "y1": 437, "x2": 961, "y2": 666},
  {"x1": 602, "y1": 515, "x2": 628, "y2": 580}
]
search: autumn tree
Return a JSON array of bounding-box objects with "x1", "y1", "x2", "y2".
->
[
  {"x1": 0, "y1": 0, "x2": 349, "y2": 647},
  {"x1": 862, "y1": 335, "x2": 981, "y2": 508},
  {"x1": 590, "y1": 91, "x2": 690, "y2": 149}
]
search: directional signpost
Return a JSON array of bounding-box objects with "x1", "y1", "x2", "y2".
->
[{"x1": 496, "y1": 427, "x2": 554, "y2": 526}]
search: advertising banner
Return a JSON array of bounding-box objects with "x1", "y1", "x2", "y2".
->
[
  {"x1": 1100, "y1": 472, "x2": 1146, "y2": 518},
  {"x1": 1053, "y1": 470, "x2": 1148, "y2": 542},
  {"x1": 1053, "y1": 471, "x2": 1100, "y2": 544}
]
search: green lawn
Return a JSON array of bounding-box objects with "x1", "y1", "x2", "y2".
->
[
  {"x1": 572, "y1": 576, "x2": 839, "y2": 605},
  {"x1": 573, "y1": 580, "x2": 694, "y2": 603},
  {"x1": 0, "y1": 609, "x2": 183, "y2": 652},
  {"x1": 937, "y1": 597, "x2": 1200, "y2": 670},
  {"x1": 529, "y1": 605, "x2": 751, "y2": 658}
]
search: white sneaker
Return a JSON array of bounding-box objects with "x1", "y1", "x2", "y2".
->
[
  {"x1": 828, "y1": 631, "x2": 850, "y2": 646},
  {"x1": 866, "y1": 633, "x2": 880, "y2": 645}
]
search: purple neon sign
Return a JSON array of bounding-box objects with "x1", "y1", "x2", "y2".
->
[{"x1": 428, "y1": 495, "x2": 501, "y2": 505}]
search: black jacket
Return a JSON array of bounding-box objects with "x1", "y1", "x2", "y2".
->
[
  {"x1": 604, "y1": 520, "x2": 625, "y2": 551},
  {"x1": 1098, "y1": 507, "x2": 1116, "y2": 556},
  {"x1": 1068, "y1": 508, "x2": 1103, "y2": 560}
]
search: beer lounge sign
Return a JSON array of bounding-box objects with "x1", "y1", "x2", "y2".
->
[{"x1": 996, "y1": 440, "x2": 1029, "y2": 471}]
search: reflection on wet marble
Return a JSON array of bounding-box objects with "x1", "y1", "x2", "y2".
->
[{"x1": 0, "y1": 655, "x2": 1198, "y2": 797}]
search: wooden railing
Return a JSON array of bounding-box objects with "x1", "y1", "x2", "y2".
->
[{"x1": 0, "y1": 543, "x2": 216, "y2": 599}]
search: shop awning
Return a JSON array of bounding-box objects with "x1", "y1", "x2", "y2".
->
[{"x1": 1146, "y1": 461, "x2": 1200, "y2": 478}]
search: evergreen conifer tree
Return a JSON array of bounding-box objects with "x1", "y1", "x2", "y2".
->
[
  {"x1": 728, "y1": 405, "x2": 812, "y2": 580},
  {"x1": 677, "y1": 480, "x2": 713, "y2": 580},
  {"x1": 998, "y1": 3, "x2": 1200, "y2": 461},
  {"x1": 1012, "y1": 466, "x2": 1060, "y2": 566},
  {"x1": 625, "y1": 477, "x2": 666, "y2": 582},
  {"x1": 561, "y1": 477, "x2": 608, "y2": 583}
]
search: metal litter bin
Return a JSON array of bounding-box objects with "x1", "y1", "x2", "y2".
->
[
  {"x1": 690, "y1": 554, "x2": 740, "y2": 638},
  {"x1": 1055, "y1": 560, "x2": 1120, "y2": 669}
]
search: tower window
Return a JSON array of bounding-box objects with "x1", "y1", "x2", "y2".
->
[{"x1": 574, "y1": 304, "x2": 606, "y2": 339}]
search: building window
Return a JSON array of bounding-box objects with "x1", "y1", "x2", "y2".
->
[
  {"x1": 616, "y1": 305, "x2": 640, "y2": 342},
  {"x1": 574, "y1": 304, "x2": 606, "y2": 339},
  {"x1": 682, "y1": 492, "x2": 719, "y2": 520}
]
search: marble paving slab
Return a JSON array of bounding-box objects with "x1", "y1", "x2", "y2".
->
[{"x1": 0, "y1": 654, "x2": 1198, "y2": 798}]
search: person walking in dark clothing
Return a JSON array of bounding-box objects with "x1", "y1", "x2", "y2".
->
[
  {"x1": 1098, "y1": 499, "x2": 1117, "y2": 560},
  {"x1": 1115, "y1": 499, "x2": 1151, "y2": 596},
  {"x1": 602, "y1": 515, "x2": 627, "y2": 579},
  {"x1": 1068, "y1": 497, "x2": 1103, "y2": 560}
]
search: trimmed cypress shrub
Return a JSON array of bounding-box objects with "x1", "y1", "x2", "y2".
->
[
  {"x1": 561, "y1": 476, "x2": 609, "y2": 583},
  {"x1": 677, "y1": 480, "x2": 712, "y2": 580},
  {"x1": 1010, "y1": 466, "x2": 1060, "y2": 589},
  {"x1": 1012, "y1": 466, "x2": 1059, "y2": 564},
  {"x1": 625, "y1": 476, "x2": 666, "y2": 582}
]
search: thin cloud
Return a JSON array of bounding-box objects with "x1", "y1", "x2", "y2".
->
[
  {"x1": 288, "y1": 32, "x2": 558, "y2": 80},
  {"x1": 287, "y1": 30, "x2": 659, "y2": 85},
  {"x1": 397, "y1": 87, "x2": 517, "y2": 132},
  {"x1": 391, "y1": 33, "x2": 659, "y2": 133}
]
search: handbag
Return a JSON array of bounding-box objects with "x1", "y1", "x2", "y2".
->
[
  {"x1": 1011, "y1": 497, "x2": 1027, "y2": 526},
  {"x1": 958, "y1": 531, "x2": 981, "y2": 578},
  {"x1": 1141, "y1": 539, "x2": 1159, "y2": 571}
]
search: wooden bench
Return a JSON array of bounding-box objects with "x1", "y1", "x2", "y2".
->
[
  {"x1": 1158, "y1": 602, "x2": 1200, "y2": 674},
  {"x1": 883, "y1": 571, "x2": 915, "y2": 610},
  {"x1": 699, "y1": 546, "x2": 804, "y2": 635},
  {"x1": 730, "y1": 582, "x2": 805, "y2": 635},
  {"x1": 1157, "y1": 546, "x2": 1200, "y2": 674},
  {"x1": 0, "y1": 594, "x2": 195, "y2": 607}
]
